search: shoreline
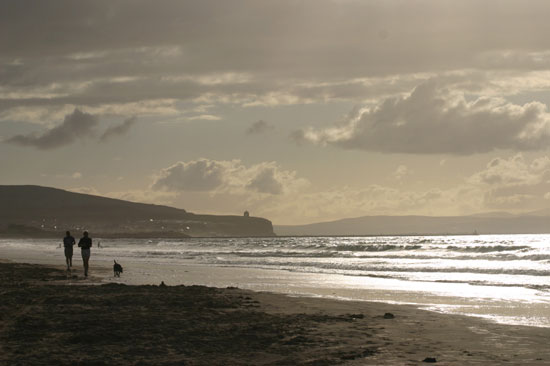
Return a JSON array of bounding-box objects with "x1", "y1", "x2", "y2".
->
[
  {"x1": 2, "y1": 260, "x2": 550, "y2": 365},
  {"x1": 2, "y1": 240, "x2": 550, "y2": 329}
]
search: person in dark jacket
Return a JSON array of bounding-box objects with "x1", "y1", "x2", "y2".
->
[
  {"x1": 78, "y1": 231, "x2": 92, "y2": 277},
  {"x1": 63, "y1": 231, "x2": 76, "y2": 270}
]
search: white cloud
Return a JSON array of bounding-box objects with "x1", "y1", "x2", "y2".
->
[
  {"x1": 163, "y1": 72, "x2": 252, "y2": 85},
  {"x1": 245, "y1": 166, "x2": 284, "y2": 194},
  {"x1": 469, "y1": 154, "x2": 550, "y2": 187},
  {"x1": 297, "y1": 82, "x2": 550, "y2": 155},
  {"x1": 68, "y1": 186, "x2": 100, "y2": 196},
  {"x1": 152, "y1": 159, "x2": 232, "y2": 192},
  {"x1": 0, "y1": 99, "x2": 178, "y2": 125},
  {"x1": 254, "y1": 156, "x2": 550, "y2": 223},
  {"x1": 152, "y1": 159, "x2": 308, "y2": 196},
  {"x1": 393, "y1": 165, "x2": 410, "y2": 181},
  {"x1": 69, "y1": 154, "x2": 550, "y2": 224},
  {"x1": 0, "y1": 105, "x2": 76, "y2": 126},
  {"x1": 187, "y1": 114, "x2": 221, "y2": 121},
  {"x1": 468, "y1": 154, "x2": 550, "y2": 210}
]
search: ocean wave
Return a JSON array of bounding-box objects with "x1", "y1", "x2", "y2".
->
[
  {"x1": 433, "y1": 280, "x2": 550, "y2": 291},
  {"x1": 513, "y1": 254, "x2": 550, "y2": 261},
  {"x1": 333, "y1": 244, "x2": 422, "y2": 252},
  {"x1": 206, "y1": 258, "x2": 550, "y2": 277},
  {"x1": 146, "y1": 251, "x2": 184, "y2": 256},
  {"x1": 140, "y1": 249, "x2": 550, "y2": 263},
  {"x1": 445, "y1": 245, "x2": 530, "y2": 253},
  {"x1": 231, "y1": 251, "x2": 550, "y2": 262},
  {"x1": 234, "y1": 251, "x2": 354, "y2": 258}
]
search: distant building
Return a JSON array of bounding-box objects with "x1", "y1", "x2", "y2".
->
[{"x1": 243, "y1": 211, "x2": 250, "y2": 217}]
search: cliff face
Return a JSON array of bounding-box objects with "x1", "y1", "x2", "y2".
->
[{"x1": 0, "y1": 185, "x2": 274, "y2": 238}]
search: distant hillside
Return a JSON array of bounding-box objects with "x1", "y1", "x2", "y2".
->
[
  {"x1": 275, "y1": 214, "x2": 550, "y2": 236},
  {"x1": 0, "y1": 185, "x2": 274, "y2": 238},
  {"x1": 526, "y1": 207, "x2": 550, "y2": 217}
]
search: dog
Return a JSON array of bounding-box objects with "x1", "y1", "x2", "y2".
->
[{"x1": 113, "y1": 260, "x2": 123, "y2": 277}]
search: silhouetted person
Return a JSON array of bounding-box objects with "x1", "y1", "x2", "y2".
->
[
  {"x1": 78, "y1": 231, "x2": 92, "y2": 277},
  {"x1": 63, "y1": 231, "x2": 76, "y2": 270}
]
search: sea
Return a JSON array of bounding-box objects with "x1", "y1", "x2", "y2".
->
[{"x1": 2, "y1": 234, "x2": 550, "y2": 328}]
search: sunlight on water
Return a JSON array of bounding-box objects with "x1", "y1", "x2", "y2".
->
[{"x1": 2, "y1": 234, "x2": 550, "y2": 327}]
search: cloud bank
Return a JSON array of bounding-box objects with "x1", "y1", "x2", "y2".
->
[
  {"x1": 469, "y1": 154, "x2": 550, "y2": 209},
  {"x1": 152, "y1": 158, "x2": 308, "y2": 195},
  {"x1": 250, "y1": 155, "x2": 550, "y2": 223},
  {"x1": 5, "y1": 109, "x2": 139, "y2": 149},
  {"x1": 4, "y1": 1, "x2": 550, "y2": 123},
  {"x1": 296, "y1": 82, "x2": 550, "y2": 155},
  {"x1": 70, "y1": 154, "x2": 550, "y2": 224}
]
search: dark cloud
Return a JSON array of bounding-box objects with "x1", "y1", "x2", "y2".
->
[
  {"x1": 298, "y1": 82, "x2": 550, "y2": 155},
  {"x1": 3, "y1": 1, "x2": 550, "y2": 118},
  {"x1": 5, "y1": 108, "x2": 98, "y2": 149},
  {"x1": 289, "y1": 130, "x2": 307, "y2": 145},
  {"x1": 100, "y1": 116, "x2": 137, "y2": 142},
  {"x1": 246, "y1": 120, "x2": 274, "y2": 135},
  {"x1": 152, "y1": 159, "x2": 306, "y2": 195},
  {"x1": 3, "y1": 1, "x2": 550, "y2": 73}
]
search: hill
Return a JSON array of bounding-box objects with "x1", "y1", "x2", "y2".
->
[
  {"x1": 274, "y1": 214, "x2": 550, "y2": 236},
  {"x1": 526, "y1": 207, "x2": 550, "y2": 217},
  {"x1": 0, "y1": 185, "x2": 274, "y2": 238}
]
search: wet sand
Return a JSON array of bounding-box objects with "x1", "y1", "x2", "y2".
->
[{"x1": 1, "y1": 261, "x2": 550, "y2": 365}]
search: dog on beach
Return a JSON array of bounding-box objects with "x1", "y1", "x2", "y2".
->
[{"x1": 113, "y1": 260, "x2": 123, "y2": 277}]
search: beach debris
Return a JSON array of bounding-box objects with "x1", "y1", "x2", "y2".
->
[
  {"x1": 423, "y1": 357, "x2": 437, "y2": 363},
  {"x1": 383, "y1": 312, "x2": 395, "y2": 319},
  {"x1": 348, "y1": 313, "x2": 364, "y2": 319}
]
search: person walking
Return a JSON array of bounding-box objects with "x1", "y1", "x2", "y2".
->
[
  {"x1": 63, "y1": 231, "x2": 76, "y2": 270},
  {"x1": 78, "y1": 231, "x2": 92, "y2": 277}
]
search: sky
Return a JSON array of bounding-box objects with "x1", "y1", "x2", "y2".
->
[{"x1": 1, "y1": 0, "x2": 550, "y2": 225}]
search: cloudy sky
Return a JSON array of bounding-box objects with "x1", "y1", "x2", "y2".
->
[{"x1": 1, "y1": 0, "x2": 550, "y2": 224}]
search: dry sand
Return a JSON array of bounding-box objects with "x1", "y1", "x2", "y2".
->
[{"x1": 1, "y1": 261, "x2": 550, "y2": 365}]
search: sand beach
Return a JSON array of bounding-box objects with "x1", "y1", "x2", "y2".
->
[{"x1": 2, "y1": 260, "x2": 550, "y2": 365}]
